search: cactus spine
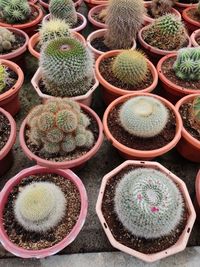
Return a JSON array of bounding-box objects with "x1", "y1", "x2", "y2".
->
[
  {"x1": 0, "y1": 27, "x2": 15, "y2": 53},
  {"x1": 190, "y1": 96, "x2": 200, "y2": 131}
]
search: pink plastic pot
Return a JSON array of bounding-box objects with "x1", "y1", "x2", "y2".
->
[
  {"x1": 19, "y1": 104, "x2": 103, "y2": 170},
  {"x1": 182, "y1": 6, "x2": 200, "y2": 34},
  {"x1": 88, "y1": 4, "x2": 107, "y2": 29},
  {"x1": 39, "y1": 0, "x2": 83, "y2": 11},
  {"x1": 84, "y1": 0, "x2": 108, "y2": 10},
  {"x1": 174, "y1": 1, "x2": 198, "y2": 14},
  {"x1": 0, "y1": 165, "x2": 88, "y2": 258},
  {"x1": 191, "y1": 29, "x2": 200, "y2": 47},
  {"x1": 195, "y1": 170, "x2": 200, "y2": 222}
]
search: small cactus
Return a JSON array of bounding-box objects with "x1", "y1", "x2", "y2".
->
[
  {"x1": 173, "y1": 48, "x2": 200, "y2": 81},
  {"x1": 0, "y1": 27, "x2": 15, "y2": 53},
  {"x1": 98, "y1": 8, "x2": 107, "y2": 23},
  {"x1": 114, "y1": 168, "x2": 184, "y2": 239},
  {"x1": 151, "y1": 0, "x2": 176, "y2": 18},
  {"x1": 14, "y1": 181, "x2": 66, "y2": 232},
  {"x1": 190, "y1": 96, "x2": 200, "y2": 130},
  {"x1": 112, "y1": 50, "x2": 148, "y2": 86},
  {"x1": 119, "y1": 96, "x2": 169, "y2": 138},
  {"x1": 0, "y1": 64, "x2": 7, "y2": 93}
]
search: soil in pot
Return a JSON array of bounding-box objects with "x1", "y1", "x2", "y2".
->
[
  {"x1": 185, "y1": 8, "x2": 200, "y2": 22},
  {"x1": 3, "y1": 173, "x2": 81, "y2": 250},
  {"x1": 0, "y1": 68, "x2": 17, "y2": 95},
  {"x1": 102, "y1": 165, "x2": 188, "y2": 254},
  {"x1": 91, "y1": 36, "x2": 110, "y2": 52},
  {"x1": 0, "y1": 112, "x2": 10, "y2": 151},
  {"x1": 0, "y1": 33, "x2": 26, "y2": 56}
]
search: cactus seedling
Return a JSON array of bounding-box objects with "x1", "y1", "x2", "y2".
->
[
  {"x1": 0, "y1": 64, "x2": 7, "y2": 93},
  {"x1": 190, "y1": 96, "x2": 200, "y2": 131},
  {"x1": 151, "y1": 0, "x2": 176, "y2": 18},
  {"x1": 0, "y1": 27, "x2": 15, "y2": 53}
]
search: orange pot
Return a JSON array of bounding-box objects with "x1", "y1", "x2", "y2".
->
[
  {"x1": 182, "y1": 6, "x2": 200, "y2": 34},
  {"x1": 84, "y1": 0, "x2": 108, "y2": 10},
  {"x1": 174, "y1": 1, "x2": 198, "y2": 14},
  {"x1": 191, "y1": 29, "x2": 200, "y2": 47}
]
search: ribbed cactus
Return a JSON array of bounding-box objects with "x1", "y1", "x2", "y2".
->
[
  {"x1": 112, "y1": 50, "x2": 148, "y2": 86},
  {"x1": 119, "y1": 96, "x2": 169, "y2": 138},
  {"x1": 151, "y1": 0, "x2": 176, "y2": 18},
  {"x1": 104, "y1": 0, "x2": 144, "y2": 49},
  {"x1": 0, "y1": 64, "x2": 7, "y2": 93},
  {"x1": 27, "y1": 98, "x2": 94, "y2": 155},
  {"x1": 115, "y1": 168, "x2": 184, "y2": 239},
  {"x1": 49, "y1": 0, "x2": 77, "y2": 26},
  {"x1": 0, "y1": 0, "x2": 31, "y2": 24},
  {"x1": 143, "y1": 14, "x2": 187, "y2": 50},
  {"x1": 0, "y1": 27, "x2": 15, "y2": 53},
  {"x1": 14, "y1": 181, "x2": 66, "y2": 232},
  {"x1": 191, "y1": 96, "x2": 200, "y2": 129},
  {"x1": 40, "y1": 37, "x2": 94, "y2": 97},
  {"x1": 173, "y1": 48, "x2": 200, "y2": 81}
]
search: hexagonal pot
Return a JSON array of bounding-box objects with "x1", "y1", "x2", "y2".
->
[
  {"x1": 96, "y1": 160, "x2": 196, "y2": 263},
  {"x1": 182, "y1": 6, "x2": 200, "y2": 34},
  {"x1": 195, "y1": 170, "x2": 200, "y2": 222},
  {"x1": 0, "y1": 165, "x2": 88, "y2": 258},
  {"x1": 190, "y1": 29, "x2": 200, "y2": 47}
]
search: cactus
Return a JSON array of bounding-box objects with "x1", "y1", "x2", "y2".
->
[
  {"x1": 14, "y1": 181, "x2": 66, "y2": 232},
  {"x1": 27, "y1": 98, "x2": 94, "y2": 155},
  {"x1": 115, "y1": 168, "x2": 184, "y2": 239},
  {"x1": 112, "y1": 50, "x2": 148, "y2": 86},
  {"x1": 190, "y1": 96, "x2": 200, "y2": 130},
  {"x1": 142, "y1": 14, "x2": 187, "y2": 51},
  {"x1": 0, "y1": 27, "x2": 15, "y2": 53},
  {"x1": 0, "y1": 0, "x2": 31, "y2": 24},
  {"x1": 119, "y1": 96, "x2": 169, "y2": 138},
  {"x1": 104, "y1": 0, "x2": 144, "y2": 49},
  {"x1": 173, "y1": 48, "x2": 200, "y2": 81},
  {"x1": 151, "y1": 0, "x2": 176, "y2": 18},
  {"x1": 98, "y1": 8, "x2": 107, "y2": 23},
  {"x1": 49, "y1": 0, "x2": 77, "y2": 26},
  {"x1": 40, "y1": 37, "x2": 94, "y2": 97},
  {"x1": 0, "y1": 64, "x2": 8, "y2": 93}
]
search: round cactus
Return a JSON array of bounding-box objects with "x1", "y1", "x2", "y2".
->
[
  {"x1": 190, "y1": 96, "x2": 200, "y2": 129},
  {"x1": 0, "y1": 64, "x2": 7, "y2": 93},
  {"x1": 119, "y1": 96, "x2": 169, "y2": 138},
  {"x1": 0, "y1": 27, "x2": 15, "y2": 53},
  {"x1": 114, "y1": 168, "x2": 184, "y2": 239},
  {"x1": 112, "y1": 50, "x2": 148, "y2": 86}
]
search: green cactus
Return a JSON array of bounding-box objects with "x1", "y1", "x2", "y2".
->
[
  {"x1": 40, "y1": 37, "x2": 94, "y2": 97},
  {"x1": 27, "y1": 98, "x2": 94, "y2": 155},
  {"x1": 49, "y1": 0, "x2": 77, "y2": 26},
  {"x1": 104, "y1": 0, "x2": 144, "y2": 49},
  {"x1": 0, "y1": 0, "x2": 31, "y2": 24},
  {"x1": 115, "y1": 168, "x2": 184, "y2": 239},
  {"x1": 151, "y1": 0, "x2": 176, "y2": 18},
  {"x1": 119, "y1": 96, "x2": 169, "y2": 138},
  {"x1": 190, "y1": 96, "x2": 200, "y2": 130},
  {"x1": 0, "y1": 64, "x2": 7, "y2": 93},
  {"x1": 143, "y1": 14, "x2": 187, "y2": 51},
  {"x1": 0, "y1": 27, "x2": 15, "y2": 53},
  {"x1": 112, "y1": 50, "x2": 148, "y2": 86},
  {"x1": 173, "y1": 48, "x2": 200, "y2": 81}
]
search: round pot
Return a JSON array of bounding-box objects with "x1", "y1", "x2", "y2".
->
[
  {"x1": 0, "y1": 165, "x2": 88, "y2": 258},
  {"x1": 0, "y1": 59, "x2": 24, "y2": 116},
  {"x1": 87, "y1": 29, "x2": 136, "y2": 60},
  {"x1": 191, "y1": 29, "x2": 200, "y2": 47},
  {"x1": 174, "y1": 1, "x2": 198, "y2": 14},
  {"x1": 84, "y1": 0, "x2": 108, "y2": 10},
  {"x1": 95, "y1": 50, "x2": 158, "y2": 105},
  {"x1": 157, "y1": 54, "x2": 200, "y2": 104},
  {"x1": 88, "y1": 4, "x2": 107, "y2": 29},
  {"x1": 19, "y1": 104, "x2": 103, "y2": 169},
  {"x1": 0, "y1": 4, "x2": 43, "y2": 37},
  {"x1": 195, "y1": 170, "x2": 200, "y2": 222},
  {"x1": 175, "y1": 94, "x2": 200, "y2": 163},
  {"x1": 28, "y1": 32, "x2": 86, "y2": 59},
  {"x1": 182, "y1": 6, "x2": 200, "y2": 34},
  {"x1": 39, "y1": 0, "x2": 83, "y2": 11},
  {"x1": 0, "y1": 108, "x2": 16, "y2": 176},
  {"x1": 29, "y1": 0, "x2": 37, "y2": 3},
  {"x1": 103, "y1": 92, "x2": 182, "y2": 160}
]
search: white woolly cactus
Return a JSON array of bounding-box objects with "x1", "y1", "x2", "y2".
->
[
  {"x1": 14, "y1": 182, "x2": 66, "y2": 232},
  {"x1": 119, "y1": 96, "x2": 169, "y2": 138},
  {"x1": 115, "y1": 168, "x2": 184, "y2": 239}
]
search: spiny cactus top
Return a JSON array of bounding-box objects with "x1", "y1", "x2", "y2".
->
[
  {"x1": 0, "y1": 27, "x2": 15, "y2": 53},
  {"x1": 0, "y1": 64, "x2": 7, "y2": 93},
  {"x1": 191, "y1": 96, "x2": 200, "y2": 130},
  {"x1": 27, "y1": 98, "x2": 94, "y2": 155},
  {"x1": 114, "y1": 168, "x2": 184, "y2": 239},
  {"x1": 151, "y1": 0, "x2": 176, "y2": 18},
  {"x1": 119, "y1": 96, "x2": 169, "y2": 138}
]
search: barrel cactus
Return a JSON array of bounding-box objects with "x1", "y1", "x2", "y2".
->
[
  {"x1": 0, "y1": 64, "x2": 7, "y2": 93},
  {"x1": 115, "y1": 168, "x2": 184, "y2": 239},
  {"x1": 119, "y1": 96, "x2": 169, "y2": 138},
  {"x1": 190, "y1": 96, "x2": 200, "y2": 130},
  {"x1": 0, "y1": 27, "x2": 15, "y2": 53},
  {"x1": 151, "y1": 0, "x2": 176, "y2": 18}
]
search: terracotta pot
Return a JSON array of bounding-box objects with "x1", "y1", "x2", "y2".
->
[
  {"x1": 39, "y1": 0, "x2": 83, "y2": 11},
  {"x1": 29, "y1": 0, "x2": 37, "y2": 3},
  {"x1": 88, "y1": 4, "x2": 107, "y2": 29},
  {"x1": 103, "y1": 92, "x2": 182, "y2": 160},
  {"x1": 20, "y1": 104, "x2": 103, "y2": 169},
  {"x1": 191, "y1": 29, "x2": 200, "y2": 47},
  {"x1": 174, "y1": 1, "x2": 198, "y2": 14},
  {"x1": 182, "y1": 6, "x2": 200, "y2": 34},
  {"x1": 96, "y1": 160, "x2": 196, "y2": 263},
  {"x1": 0, "y1": 4, "x2": 43, "y2": 37},
  {"x1": 0, "y1": 59, "x2": 24, "y2": 116},
  {"x1": 195, "y1": 170, "x2": 200, "y2": 221},
  {"x1": 157, "y1": 54, "x2": 200, "y2": 104},
  {"x1": 84, "y1": 0, "x2": 108, "y2": 10},
  {"x1": 95, "y1": 50, "x2": 158, "y2": 105},
  {"x1": 0, "y1": 108, "x2": 16, "y2": 176},
  {"x1": 87, "y1": 29, "x2": 137, "y2": 60},
  {"x1": 28, "y1": 32, "x2": 86, "y2": 59},
  {"x1": 175, "y1": 94, "x2": 200, "y2": 163},
  {"x1": 0, "y1": 165, "x2": 88, "y2": 258}
]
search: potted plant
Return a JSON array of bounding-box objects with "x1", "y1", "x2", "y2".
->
[
  {"x1": 103, "y1": 93, "x2": 182, "y2": 160},
  {"x1": 175, "y1": 94, "x2": 200, "y2": 163},
  {"x1": 191, "y1": 29, "x2": 200, "y2": 46},
  {"x1": 0, "y1": 108, "x2": 16, "y2": 176},
  {"x1": 0, "y1": 0, "x2": 43, "y2": 37},
  {"x1": 84, "y1": 0, "x2": 108, "y2": 10},
  {"x1": 0, "y1": 165, "x2": 88, "y2": 258},
  {"x1": 95, "y1": 50, "x2": 158, "y2": 105},
  {"x1": 19, "y1": 98, "x2": 103, "y2": 170},
  {"x1": 157, "y1": 48, "x2": 200, "y2": 104},
  {"x1": 0, "y1": 59, "x2": 24, "y2": 116},
  {"x1": 182, "y1": 1, "x2": 200, "y2": 33},
  {"x1": 39, "y1": 0, "x2": 83, "y2": 11},
  {"x1": 88, "y1": 4, "x2": 107, "y2": 29},
  {"x1": 195, "y1": 170, "x2": 200, "y2": 221},
  {"x1": 96, "y1": 160, "x2": 196, "y2": 262},
  {"x1": 175, "y1": 0, "x2": 198, "y2": 14}
]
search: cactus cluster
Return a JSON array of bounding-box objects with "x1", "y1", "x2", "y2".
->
[
  {"x1": 27, "y1": 98, "x2": 94, "y2": 155},
  {"x1": 0, "y1": 27, "x2": 15, "y2": 53},
  {"x1": 0, "y1": 0, "x2": 31, "y2": 24},
  {"x1": 0, "y1": 64, "x2": 7, "y2": 93},
  {"x1": 151, "y1": 0, "x2": 176, "y2": 18},
  {"x1": 173, "y1": 48, "x2": 200, "y2": 81},
  {"x1": 40, "y1": 37, "x2": 94, "y2": 97},
  {"x1": 143, "y1": 14, "x2": 187, "y2": 51},
  {"x1": 104, "y1": 0, "x2": 144, "y2": 49},
  {"x1": 114, "y1": 168, "x2": 184, "y2": 239},
  {"x1": 190, "y1": 96, "x2": 200, "y2": 131},
  {"x1": 119, "y1": 96, "x2": 169, "y2": 138},
  {"x1": 112, "y1": 50, "x2": 148, "y2": 86},
  {"x1": 14, "y1": 181, "x2": 66, "y2": 232}
]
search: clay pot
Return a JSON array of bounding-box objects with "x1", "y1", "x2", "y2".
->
[
  {"x1": 84, "y1": 0, "x2": 108, "y2": 10},
  {"x1": 39, "y1": 0, "x2": 83, "y2": 11},
  {"x1": 182, "y1": 6, "x2": 200, "y2": 34},
  {"x1": 191, "y1": 29, "x2": 200, "y2": 47},
  {"x1": 88, "y1": 4, "x2": 107, "y2": 29},
  {"x1": 174, "y1": 1, "x2": 198, "y2": 14},
  {"x1": 195, "y1": 170, "x2": 200, "y2": 221},
  {"x1": 95, "y1": 50, "x2": 158, "y2": 105},
  {"x1": 103, "y1": 93, "x2": 182, "y2": 160},
  {"x1": 0, "y1": 165, "x2": 88, "y2": 258}
]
